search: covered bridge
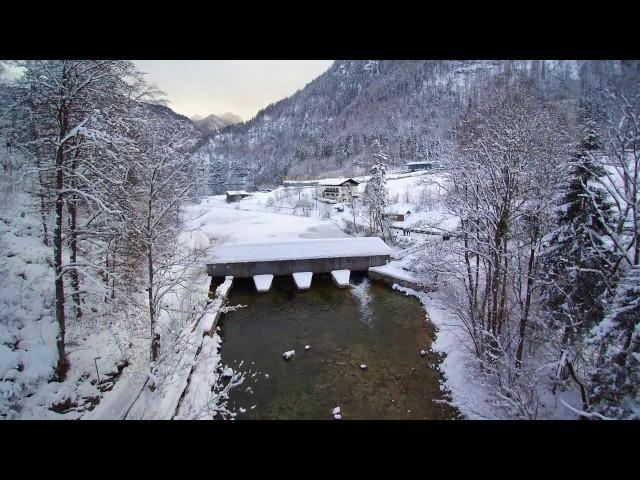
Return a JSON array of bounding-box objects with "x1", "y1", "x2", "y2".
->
[{"x1": 206, "y1": 237, "x2": 392, "y2": 291}]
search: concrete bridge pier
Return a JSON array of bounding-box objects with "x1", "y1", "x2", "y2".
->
[
  {"x1": 253, "y1": 274, "x2": 274, "y2": 293},
  {"x1": 292, "y1": 272, "x2": 313, "y2": 290},
  {"x1": 331, "y1": 269, "x2": 351, "y2": 288},
  {"x1": 207, "y1": 237, "x2": 392, "y2": 293}
]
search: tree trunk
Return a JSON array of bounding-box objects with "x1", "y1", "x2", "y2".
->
[
  {"x1": 31, "y1": 119, "x2": 50, "y2": 247},
  {"x1": 147, "y1": 244, "x2": 156, "y2": 361},
  {"x1": 68, "y1": 194, "x2": 82, "y2": 320},
  {"x1": 37, "y1": 164, "x2": 50, "y2": 247},
  {"x1": 566, "y1": 360, "x2": 590, "y2": 418},
  {"x1": 53, "y1": 89, "x2": 69, "y2": 381},
  {"x1": 54, "y1": 151, "x2": 67, "y2": 380},
  {"x1": 147, "y1": 182, "x2": 157, "y2": 362},
  {"x1": 351, "y1": 196, "x2": 358, "y2": 233},
  {"x1": 497, "y1": 247, "x2": 508, "y2": 335},
  {"x1": 463, "y1": 224, "x2": 475, "y2": 317},
  {"x1": 516, "y1": 229, "x2": 538, "y2": 368},
  {"x1": 68, "y1": 150, "x2": 82, "y2": 319}
]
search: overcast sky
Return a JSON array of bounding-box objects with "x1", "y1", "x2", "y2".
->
[{"x1": 133, "y1": 60, "x2": 333, "y2": 122}]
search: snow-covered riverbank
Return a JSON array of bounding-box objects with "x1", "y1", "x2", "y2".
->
[{"x1": 0, "y1": 171, "x2": 489, "y2": 420}]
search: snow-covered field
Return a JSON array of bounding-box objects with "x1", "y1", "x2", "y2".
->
[
  {"x1": 183, "y1": 194, "x2": 349, "y2": 245},
  {"x1": 192, "y1": 171, "x2": 458, "y2": 256}
]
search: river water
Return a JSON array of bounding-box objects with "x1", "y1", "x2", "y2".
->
[{"x1": 215, "y1": 273, "x2": 460, "y2": 420}]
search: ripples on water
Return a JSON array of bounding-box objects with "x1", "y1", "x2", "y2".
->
[
  {"x1": 350, "y1": 276, "x2": 373, "y2": 327},
  {"x1": 215, "y1": 273, "x2": 459, "y2": 420}
]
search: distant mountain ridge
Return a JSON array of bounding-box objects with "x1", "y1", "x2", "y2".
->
[
  {"x1": 144, "y1": 102, "x2": 199, "y2": 128},
  {"x1": 218, "y1": 112, "x2": 242, "y2": 124},
  {"x1": 194, "y1": 60, "x2": 633, "y2": 188},
  {"x1": 190, "y1": 112, "x2": 242, "y2": 136}
]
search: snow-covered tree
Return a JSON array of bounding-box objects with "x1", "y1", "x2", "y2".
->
[
  {"x1": 7, "y1": 60, "x2": 145, "y2": 380},
  {"x1": 585, "y1": 80, "x2": 640, "y2": 418},
  {"x1": 426, "y1": 86, "x2": 570, "y2": 417},
  {"x1": 540, "y1": 117, "x2": 616, "y2": 338},
  {"x1": 595, "y1": 84, "x2": 640, "y2": 269},
  {"x1": 363, "y1": 139, "x2": 391, "y2": 240},
  {"x1": 121, "y1": 104, "x2": 201, "y2": 371},
  {"x1": 589, "y1": 265, "x2": 640, "y2": 419}
]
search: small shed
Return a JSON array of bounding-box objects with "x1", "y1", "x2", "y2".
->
[
  {"x1": 225, "y1": 190, "x2": 250, "y2": 203},
  {"x1": 405, "y1": 161, "x2": 433, "y2": 172},
  {"x1": 384, "y1": 210, "x2": 412, "y2": 222}
]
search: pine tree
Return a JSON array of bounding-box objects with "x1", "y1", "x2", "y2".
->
[
  {"x1": 363, "y1": 139, "x2": 391, "y2": 240},
  {"x1": 541, "y1": 118, "x2": 616, "y2": 338},
  {"x1": 589, "y1": 264, "x2": 640, "y2": 419}
]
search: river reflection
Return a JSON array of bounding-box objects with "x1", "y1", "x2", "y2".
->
[{"x1": 216, "y1": 273, "x2": 460, "y2": 420}]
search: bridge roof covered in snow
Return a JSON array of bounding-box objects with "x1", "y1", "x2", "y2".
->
[{"x1": 206, "y1": 237, "x2": 392, "y2": 264}]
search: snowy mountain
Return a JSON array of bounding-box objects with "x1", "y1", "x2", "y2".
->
[
  {"x1": 191, "y1": 112, "x2": 242, "y2": 136},
  {"x1": 142, "y1": 102, "x2": 203, "y2": 140},
  {"x1": 194, "y1": 60, "x2": 628, "y2": 186},
  {"x1": 218, "y1": 112, "x2": 242, "y2": 125}
]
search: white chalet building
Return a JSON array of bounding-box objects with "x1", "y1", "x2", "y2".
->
[{"x1": 319, "y1": 178, "x2": 360, "y2": 202}]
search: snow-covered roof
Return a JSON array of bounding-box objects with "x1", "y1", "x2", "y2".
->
[
  {"x1": 385, "y1": 203, "x2": 412, "y2": 214},
  {"x1": 405, "y1": 161, "x2": 433, "y2": 166},
  {"x1": 318, "y1": 178, "x2": 360, "y2": 186},
  {"x1": 207, "y1": 237, "x2": 392, "y2": 264},
  {"x1": 384, "y1": 209, "x2": 411, "y2": 215},
  {"x1": 225, "y1": 190, "x2": 249, "y2": 195}
]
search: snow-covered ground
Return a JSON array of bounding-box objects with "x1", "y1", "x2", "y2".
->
[
  {"x1": 368, "y1": 253, "x2": 431, "y2": 283},
  {"x1": 191, "y1": 171, "x2": 457, "y2": 256},
  {"x1": 183, "y1": 194, "x2": 350, "y2": 245},
  {"x1": 0, "y1": 188, "x2": 147, "y2": 419},
  {"x1": 0, "y1": 170, "x2": 248, "y2": 419}
]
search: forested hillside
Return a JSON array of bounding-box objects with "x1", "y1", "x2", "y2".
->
[{"x1": 198, "y1": 60, "x2": 634, "y2": 187}]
